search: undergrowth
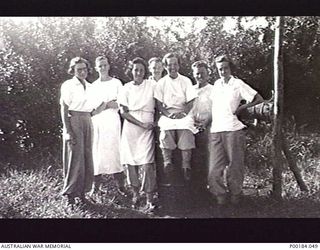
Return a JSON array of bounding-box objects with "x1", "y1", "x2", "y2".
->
[{"x1": 1, "y1": 125, "x2": 320, "y2": 218}]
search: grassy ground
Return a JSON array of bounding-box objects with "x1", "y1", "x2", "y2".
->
[
  {"x1": 1, "y1": 154, "x2": 320, "y2": 218},
  {"x1": 1, "y1": 126, "x2": 320, "y2": 218}
]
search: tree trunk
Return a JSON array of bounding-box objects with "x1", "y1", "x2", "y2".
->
[
  {"x1": 271, "y1": 16, "x2": 284, "y2": 200},
  {"x1": 281, "y1": 136, "x2": 308, "y2": 192}
]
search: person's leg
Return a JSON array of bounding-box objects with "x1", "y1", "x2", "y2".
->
[
  {"x1": 62, "y1": 115, "x2": 85, "y2": 200},
  {"x1": 224, "y1": 130, "x2": 246, "y2": 204},
  {"x1": 82, "y1": 115, "x2": 94, "y2": 202},
  {"x1": 195, "y1": 129, "x2": 210, "y2": 189},
  {"x1": 181, "y1": 150, "x2": 192, "y2": 181},
  {"x1": 90, "y1": 174, "x2": 104, "y2": 195},
  {"x1": 207, "y1": 132, "x2": 228, "y2": 204},
  {"x1": 127, "y1": 165, "x2": 140, "y2": 206},
  {"x1": 193, "y1": 131, "x2": 208, "y2": 188},
  {"x1": 159, "y1": 130, "x2": 176, "y2": 186},
  {"x1": 154, "y1": 126, "x2": 163, "y2": 189},
  {"x1": 141, "y1": 163, "x2": 157, "y2": 211},
  {"x1": 113, "y1": 171, "x2": 127, "y2": 195},
  {"x1": 177, "y1": 130, "x2": 195, "y2": 182}
]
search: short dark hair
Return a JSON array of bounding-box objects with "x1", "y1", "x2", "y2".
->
[
  {"x1": 162, "y1": 53, "x2": 180, "y2": 66},
  {"x1": 148, "y1": 57, "x2": 162, "y2": 65},
  {"x1": 214, "y1": 55, "x2": 235, "y2": 72},
  {"x1": 126, "y1": 57, "x2": 148, "y2": 79},
  {"x1": 191, "y1": 60, "x2": 209, "y2": 70},
  {"x1": 95, "y1": 55, "x2": 109, "y2": 66},
  {"x1": 67, "y1": 57, "x2": 92, "y2": 75}
]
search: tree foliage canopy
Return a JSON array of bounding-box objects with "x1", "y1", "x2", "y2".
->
[{"x1": 0, "y1": 16, "x2": 319, "y2": 164}]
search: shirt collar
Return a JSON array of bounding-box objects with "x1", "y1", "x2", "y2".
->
[
  {"x1": 219, "y1": 75, "x2": 235, "y2": 86},
  {"x1": 166, "y1": 73, "x2": 180, "y2": 81},
  {"x1": 73, "y1": 76, "x2": 90, "y2": 87},
  {"x1": 195, "y1": 82, "x2": 210, "y2": 89}
]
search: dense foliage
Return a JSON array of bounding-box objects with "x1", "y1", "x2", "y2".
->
[{"x1": 0, "y1": 16, "x2": 319, "y2": 166}]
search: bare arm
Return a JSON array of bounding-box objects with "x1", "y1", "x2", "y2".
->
[
  {"x1": 156, "y1": 98, "x2": 196, "y2": 119},
  {"x1": 120, "y1": 105, "x2": 154, "y2": 130},
  {"x1": 105, "y1": 100, "x2": 118, "y2": 109},
  {"x1": 91, "y1": 100, "x2": 119, "y2": 116},
  {"x1": 91, "y1": 102, "x2": 106, "y2": 116},
  {"x1": 60, "y1": 102, "x2": 76, "y2": 144},
  {"x1": 174, "y1": 98, "x2": 196, "y2": 119},
  {"x1": 156, "y1": 99, "x2": 172, "y2": 118},
  {"x1": 235, "y1": 93, "x2": 264, "y2": 116},
  {"x1": 184, "y1": 98, "x2": 195, "y2": 114}
]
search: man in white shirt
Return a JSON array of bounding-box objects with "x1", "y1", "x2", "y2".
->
[
  {"x1": 208, "y1": 55, "x2": 264, "y2": 205},
  {"x1": 190, "y1": 60, "x2": 214, "y2": 191},
  {"x1": 148, "y1": 57, "x2": 164, "y2": 82},
  {"x1": 154, "y1": 53, "x2": 198, "y2": 186}
]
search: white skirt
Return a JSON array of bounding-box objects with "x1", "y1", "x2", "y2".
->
[
  {"x1": 91, "y1": 109, "x2": 123, "y2": 175},
  {"x1": 120, "y1": 111, "x2": 155, "y2": 165}
]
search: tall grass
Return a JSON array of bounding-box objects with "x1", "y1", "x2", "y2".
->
[
  {"x1": 0, "y1": 168, "x2": 74, "y2": 218},
  {"x1": 1, "y1": 126, "x2": 320, "y2": 218},
  {"x1": 244, "y1": 123, "x2": 320, "y2": 200}
]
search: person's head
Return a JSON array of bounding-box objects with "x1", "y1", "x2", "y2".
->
[
  {"x1": 148, "y1": 57, "x2": 164, "y2": 81},
  {"x1": 95, "y1": 56, "x2": 110, "y2": 76},
  {"x1": 214, "y1": 55, "x2": 234, "y2": 80},
  {"x1": 128, "y1": 57, "x2": 148, "y2": 84},
  {"x1": 191, "y1": 60, "x2": 210, "y2": 86},
  {"x1": 162, "y1": 53, "x2": 180, "y2": 79},
  {"x1": 68, "y1": 57, "x2": 91, "y2": 80}
]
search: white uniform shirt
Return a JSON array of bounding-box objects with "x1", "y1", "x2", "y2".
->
[
  {"x1": 192, "y1": 83, "x2": 214, "y2": 122},
  {"x1": 154, "y1": 73, "x2": 197, "y2": 113},
  {"x1": 154, "y1": 74, "x2": 198, "y2": 133},
  {"x1": 118, "y1": 79, "x2": 156, "y2": 114},
  {"x1": 60, "y1": 76, "x2": 100, "y2": 112},
  {"x1": 91, "y1": 78, "x2": 122, "y2": 110},
  {"x1": 210, "y1": 76, "x2": 257, "y2": 133}
]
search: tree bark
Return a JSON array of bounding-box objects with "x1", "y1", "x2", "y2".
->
[
  {"x1": 281, "y1": 136, "x2": 308, "y2": 192},
  {"x1": 271, "y1": 16, "x2": 284, "y2": 199}
]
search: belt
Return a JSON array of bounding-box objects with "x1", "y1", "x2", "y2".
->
[{"x1": 69, "y1": 110, "x2": 91, "y2": 116}]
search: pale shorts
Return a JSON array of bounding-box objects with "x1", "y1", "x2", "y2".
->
[{"x1": 159, "y1": 129, "x2": 195, "y2": 150}]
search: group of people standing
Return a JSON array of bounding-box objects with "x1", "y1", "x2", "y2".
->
[{"x1": 59, "y1": 52, "x2": 263, "y2": 213}]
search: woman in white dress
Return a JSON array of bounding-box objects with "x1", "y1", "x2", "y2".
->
[
  {"x1": 90, "y1": 56, "x2": 126, "y2": 196},
  {"x1": 118, "y1": 57, "x2": 157, "y2": 211}
]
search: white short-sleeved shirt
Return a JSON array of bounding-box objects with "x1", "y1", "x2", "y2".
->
[
  {"x1": 192, "y1": 83, "x2": 214, "y2": 120},
  {"x1": 154, "y1": 73, "x2": 197, "y2": 113},
  {"x1": 60, "y1": 76, "x2": 100, "y2": 112},
  {"x1": 91, "y1": 78, "x2": 122, "y2": 108},
  {"x1": 118, "y1": 79, "x2": 156, "y2": 114},
  {"x1": 210, "y1": 76, "x2": 257, "y2": 133}
]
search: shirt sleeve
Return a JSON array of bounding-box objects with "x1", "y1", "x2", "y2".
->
[
  {"x1": 117, "y1": 84, "x2": 128, "y2": 107},
  {"x1": 59, "y1": 81, "x2": 70, "y2": 106},
  {"x1": 184, "y1": 77, "x2": 198, "y2": 103},
  {"x1": 115, "y1": 79, "x2": 123, "y2": 102},
  {"x1": 238, "y1": 79, "x2": 257, "y2": 103},
  {"x1": 153, "y1": 79, "x2": 164, "y2": 102}
]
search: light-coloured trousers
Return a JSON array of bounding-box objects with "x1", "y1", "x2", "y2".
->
[
  {"x1": 162, "y1": 149, "x2": 192, "y2": 173},
  {"x1": 207, "y1": 129, "x2": 246, "y2": 196},
  {"x1": 62, "y1": 113, "x2": 94, "y2": 197},
  {"x1": 160, "y1": 129, "x2": 194, "y2": 173},
  {"x1": 126, "y1": 163, "x2": 157, "y2": 193}
]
